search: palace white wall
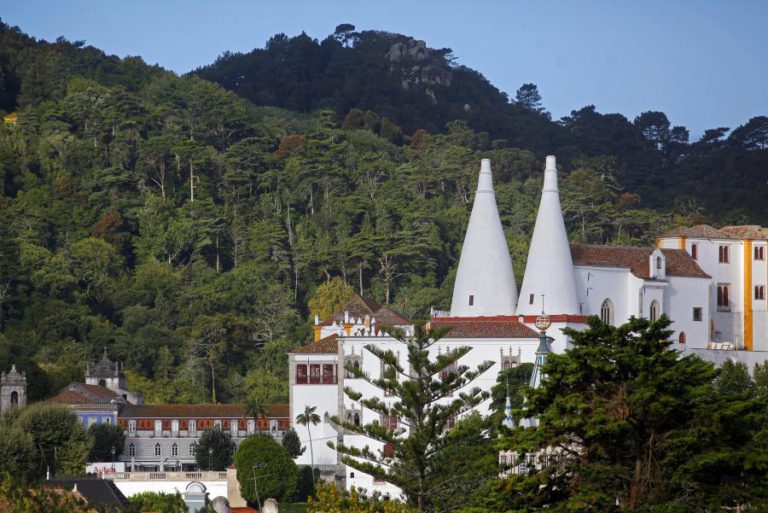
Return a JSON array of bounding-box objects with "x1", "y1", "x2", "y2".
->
[{"x1": 289, "y1": 353, "x2": 340, "y2": 468}]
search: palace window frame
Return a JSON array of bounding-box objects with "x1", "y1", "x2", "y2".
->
[
  {"x1": 719, "y1": 245, "x2": 730, "y2": 263},
  {"x1": 600, "y1": 299, "x2": 614, "y2": 325},
  {"x1": 756, "y1": 285, "x2": 766, "y2": 301}
]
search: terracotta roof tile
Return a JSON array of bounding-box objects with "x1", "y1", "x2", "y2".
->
[
  {"x1": 720, "y1": 225, "x2": 768, "y2": 239},
  {"x1": 321, "y1": 294, "x2": 411, "y2": 326},
  {"x1": 570, "y1": 245, "x2": 709, "y2": 279},
  {"x1": 290, "y1": 334, "x2": 338, "y2": 354},
  {"x1": 120, "y1": 403, "x2": 289, "y2": 419},
  {"x1": 430, "y1": 317, "x2": 539, "y2": 338},
  {"x1": 659, "y1": 224, "x2": 739, "y2": 239},
  {"x1": 47, "y1": 383, "x2": 121, "y2": 404}
]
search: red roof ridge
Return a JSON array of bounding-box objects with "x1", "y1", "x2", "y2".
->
[{"x1": 290, "y1": 334, "x2": 339, "y2": 354}]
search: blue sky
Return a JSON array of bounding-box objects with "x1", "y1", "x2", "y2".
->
[{"x1": 3, "y1": 0, "x2": 766, "y2": 137}]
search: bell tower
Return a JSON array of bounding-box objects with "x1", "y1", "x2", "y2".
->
[{"x1": 0, "y1": 364, "x2": 28, "y2": 413}]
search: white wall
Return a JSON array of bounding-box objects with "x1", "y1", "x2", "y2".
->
[
  {"x1": 289, "y1": 353, "x2": 340, "y2": 468},
  {"x1": 112, "y1": 479, "x2": 227, "y2": 499}
]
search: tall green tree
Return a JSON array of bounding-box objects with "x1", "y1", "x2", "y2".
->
[
  {"x1": 195, "y1": 427, "x2": 234, "y2": 471},
  {"x1": 234, "y1": 434, "x2": 298, "y2": 504},
  {"x1": 493, "y1": 316, "x2": 768, "y2": 512},
  {"x1": 332, "y1": 323, "x2": 493, "y2": 511}
]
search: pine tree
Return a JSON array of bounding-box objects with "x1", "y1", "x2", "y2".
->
[{"x1": 331, "y1": 323, "x2": 493, "y2": 511}]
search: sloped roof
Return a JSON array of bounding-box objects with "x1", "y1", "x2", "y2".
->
[
  {"x1": 659, "y1": 224, "x2": 739, "y2": 240},
  {"x1": 45, "y1": 478, "x2": 130, "y2": 510},
  {"x1": 321, "y1": 293, "x2": 410, "y2": 326},
  {"x1": 120, "y1": 403, "x2": 290, "y2": 419},
  {"x1": 720, "y1": 225, "x2": 768, "y2": 239},
  {"x1": 290, "y1": 334, "x2": 338, "y2": 354},
  {"x1": 430, "y1": 316, "x2": 539, "y2": 338},
  {"x1": 47, "y1": 383, "x2": 121, "y2": 405},
  {"x1": 570, "y1": 245, "x2": 709, "y2": 279}
]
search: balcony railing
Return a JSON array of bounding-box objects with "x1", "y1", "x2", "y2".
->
[{"x1": 106, "y1": 471, "x2": 228, "y2": 481}]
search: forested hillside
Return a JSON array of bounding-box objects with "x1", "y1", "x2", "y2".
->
[{"x1": 0, "y1": 20, "x2": 765, "y2": 404}]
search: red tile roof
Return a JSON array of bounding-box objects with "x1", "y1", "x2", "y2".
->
[
  {"x1": 47, "y1": 383, "x2": 121, "y2": 405},
  {"x1": 570, "y1": 245, "x2": 709, "y2": 279},
  {"x1": 720, "y1": 225, "x2": 768, "y2": 239},
  {"x1": 659, "y1": 224, "x2": 739, "y2": 239},
  {"x1": 120, "y1": 403, "x2": 289, "y2": 419},
  {"x1": 290, "y1": 334, "x2": 338, "y2": 354},
  {"x1": 320, "y1": 293, "x2": 410, "y2": 326},
  {"x1": 429, "y1": 316, "x2": 539, "y2": 338}
]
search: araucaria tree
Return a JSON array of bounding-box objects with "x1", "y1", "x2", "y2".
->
[
  {"x1": 494, "y1": 316, "x2": 768, "y2": 512},
  {"x1": 331, "y1": 323, "x2": 493, "y2": 511}
]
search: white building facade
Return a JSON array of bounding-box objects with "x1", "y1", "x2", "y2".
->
[{"x1": 289, "y1": 156, "x2": 758, "y2": 497}]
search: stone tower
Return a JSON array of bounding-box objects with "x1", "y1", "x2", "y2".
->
[
  {"x1": 86, "y1": 348, "x2": 127, "y2": 392},
  {"x1": 450, "y1": 159, "x2": 518, "y2": 317},
  {"x1": 516, "y1": 156, "x2": 580, "y2": 316},
  {"x1": 1, "y1": 364, "x2": 28, "y2": 413}
]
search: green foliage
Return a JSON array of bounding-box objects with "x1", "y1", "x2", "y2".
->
[
  {"x1": 234, "y1": 434, "x2": 298, "y2": 504},
  {"x1": 308, "y1": 277, "x2": 353, "y2": 320},
  {"x1": 491, "y1": 316, "x2": 768, "y2": 512},
  {"x1": 14, "y1": 403, "x2": 91, "y2": 478},
  {"x1": 332, "y1": 323, "x2": 494, "y2": 511},
  {"x1": 0, "y1": 19, "x2": 766, "y2": 411},
  {"x1": 0, "y1": 426, "x2": 39, "y2": 482},
  {"x1": 195, "y1": 428, "x2": 234, "y2": 471},
  {"x1": 0, "y1": 473, "x2": 96, "y2": 513},
  {"x1": 87, "y1": 423, "x2": 125, "y2": 462},
  {"x1": 282, "y1": 427, "x2": 305, "y2": 458},
  {"x1": 309, "y1": 483, "x2": 417, "y2": 513},
  {"x1": 129, "y1": 491, "x2": 187, "y2": 513}
]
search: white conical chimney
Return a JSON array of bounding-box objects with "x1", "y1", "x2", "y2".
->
[
  {"x1": 516, "y1": 156, "x2": 579, "y2": 315},
  {"x1": 450, "y1": 159, "x2": 518, "y2": 317}
]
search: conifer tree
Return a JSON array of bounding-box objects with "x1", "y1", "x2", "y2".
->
[{"x1": 331, "y1": 323, "x2": 493, "y2": 511}]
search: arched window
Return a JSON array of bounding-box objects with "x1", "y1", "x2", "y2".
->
[
  {"x1": 600, "y1": 299, "x2": 613, "y2": 325},
  {"x1": 678, "y1": 332, "x2": 686, "y2": 344},
  {"x1": 154, "y1": 443, "x2": 161, "y2": 456},
  {"x1": 171, "y1": 443, "x2": 178, "y2": 456},
  {"x1": 10, "y1": 391, "x2": 18, "y2": 404},
  {"x1": 98, "y1": 379, "x2": 106, "y2": 387},
  {"x1": 650, "y1": 301, "x2": 661, "y2": 322},
  {"x1": 189, "y1": 442, "x2": 197, "y2": 456},
  {"x1": 129, "y1": 443, "x2": 135, "y2": 456}
]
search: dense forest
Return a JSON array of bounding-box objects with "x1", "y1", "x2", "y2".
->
[{"x1": 0, "y1": 20, "x2": 766, "y2": 404}]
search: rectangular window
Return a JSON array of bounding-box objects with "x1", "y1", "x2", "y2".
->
[
  {"x1": 756, "y1": 247, "x2": 765, "y2": 261},
  {"x1": 154, "y1": 420, "x2": 162, "y2": 436},
  {"x1": 171, "y1": 420, "x2": 179, "y2": 436},
  {"x1": 529, "y1": 294, "x2": 534, "y2": 305},
  {"x1": 214, "y1": 419, "x2": 222, "y2": 430},
  {"x1": 128, "y1": 420, "x2": 136, "y2": 435},
  {"x1": 692, "y1": 307, "x2": 703, "y2": 322},
  {"x1": 691, "y1": 243, "x2": 698, "y2": 260},
  {"x1": 468, "y1": 294, "x2": 474, "y2": 306},
  {"x1": 296, "y1": 364, "x2": 308, "y2": 384},
  {"x1": 322, "y1": 364, "x2": 336, "y2": 384},
  {"x1": 719, "y1": 245, "x2": 730, "y2": 263},
  {"x1": 756, "y1": 285, "x2": 765, "y2": 300},
  {"x1": 380, "y1": 415, "x2": 398, "y2": 429},
  {"x1": 717, "y1": 284, "x2": 731, "y2": 310},
  {"x1": 247, "y1": 419, "x2": 255, "y2": 435},
  {"x1": 382, "y1": 362, "x2": 396, "y2": 396},
  {"x1": 309, "y1": 364, "x2": 321, "y2": 384}
]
